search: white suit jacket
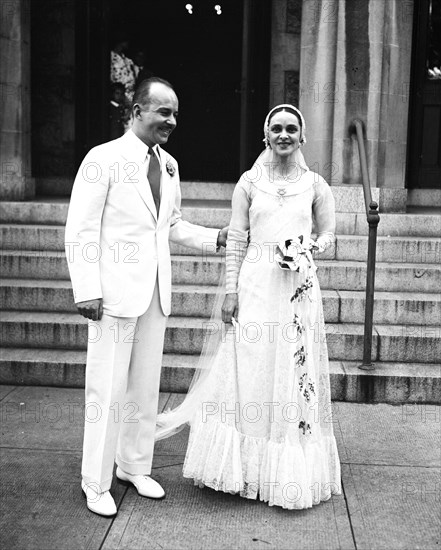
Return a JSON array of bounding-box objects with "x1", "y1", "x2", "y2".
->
[{"x1": 64, "y1": 130, "x2": 219, "y2": 317}]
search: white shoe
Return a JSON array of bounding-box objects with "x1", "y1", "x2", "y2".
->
[
  {"x1": 116, "y1": 467, "x2": 165, "y2": 499},
  {"x1": 81, "y1": 480, "x2": 117, "y2": 517}
]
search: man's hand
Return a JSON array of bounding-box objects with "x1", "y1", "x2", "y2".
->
[
  {"x1": 222, "y1": 293, "x2": 238, "y2": 324},
  {"x1": 217, "y1": 226, "x2": 229, "y2": 248},
  {"x1": 76, "y1": 298, "x2": 103, "y2": 321}
]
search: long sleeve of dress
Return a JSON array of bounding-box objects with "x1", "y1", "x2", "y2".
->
[
  {"x1": 225, "y1": 177, "x2": 251, "y2": 294},
  {"x1": 312, "y1": 176, "x2": 336, "y2": 252}
]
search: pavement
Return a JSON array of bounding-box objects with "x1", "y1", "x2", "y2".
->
[{"x1": 0, "y1": 385, "x2": 440, "y2": 550}]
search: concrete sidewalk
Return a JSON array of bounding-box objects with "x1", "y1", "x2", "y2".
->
[{"x1": 0, "y1": 385, "x2": 439, "y2": 550}]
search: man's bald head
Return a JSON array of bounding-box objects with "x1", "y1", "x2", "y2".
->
[{"x1": 132, "y1": 77, "x2": 175, "y2": 110}]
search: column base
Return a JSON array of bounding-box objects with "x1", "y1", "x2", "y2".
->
[{"x1": 0, "y1": 175, "x2": 35, "y2": 200}]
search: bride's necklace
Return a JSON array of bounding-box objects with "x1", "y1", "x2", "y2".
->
[
  {"x1": 276, "y1": 187, "x2": 287, "y2": 206},
  {"x1": 274, "y1": 168, "x2": 299, "y2": 180},
  {"x1": 273, "y1": 167, "x2": 300, "y2": 206}
]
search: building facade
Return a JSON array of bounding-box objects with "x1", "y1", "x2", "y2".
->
[{"x1": 1, "y1": 0, "x2": 440, "y2": 200}]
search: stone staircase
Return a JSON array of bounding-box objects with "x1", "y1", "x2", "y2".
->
[{"x1": 0, "y1": 182, "x2": 440, "y2": 403}]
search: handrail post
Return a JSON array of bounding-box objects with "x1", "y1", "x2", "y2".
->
[
  {"x1": 360, "y1": 201, "x2": 380, "y2": 370},
  {"x1": 350, "y1": 119, "x2": 380, "y2": 371}
]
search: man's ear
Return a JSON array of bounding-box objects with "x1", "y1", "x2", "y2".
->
[{"x1": 133, "y1": 103, "x2": 142, "y2": 118}]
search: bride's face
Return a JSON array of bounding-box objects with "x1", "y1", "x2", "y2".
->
[{"x1": 268, "y1": 111, "x2": 301, "y2": 158}]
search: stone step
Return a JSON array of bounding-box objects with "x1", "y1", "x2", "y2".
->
[
  {"x1": 0, "y1": 347, "x2": 439, "y2": 403},
  {"x1": 173, "y1": 231, "x2": 441, "y2": 263},
  {"x1": 1, "y1": 310, "x2": 440, "y2": 363},
  {"x1": 34, "y1": 178, "x2": 237, "y2": 200},
  {"x1": 335, "y1": 235, "x2": 440, "y2": 264},
  {"x1": 408, "y1": 188, "x2": 441, "y2": 208},
  {"x1": 1, "y1": 279, "x2": 440, "y2": 326},
  {"x1": 1, "y1": 200, "x2": 440, "y2": 236},
  {"x1": 33, "y1": 180, "x2": 407, "y2": 212},
  {"x1": 170, "y1": 257, "x2": 440, "y2": 293},
  {"x1": 1, "y1": 251, "x2": 439, "y2": 292},
  {"x1": 181, "y1": 182, "x2": 235, "y2": 201},
  {"x1": 0, "y1": 200, "x2": 229, "y2": 229},
  {"x1": 1, "y1": 224, "x2": 66, "y2": 251},
  {"x1": 0, "y1": 250, "x2": 69, "y2": 280},
  {"x1": 2, "y1": 224, "x2": 439, "y2": 264}
]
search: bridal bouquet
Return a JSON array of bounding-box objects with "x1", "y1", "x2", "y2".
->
[{"x1": 274, "y1": 235, "x2": 318, "y2": 272}]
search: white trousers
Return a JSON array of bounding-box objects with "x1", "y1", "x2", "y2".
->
[{"x1": 81, "y1": 282, "x2": 167, "y2": 492}]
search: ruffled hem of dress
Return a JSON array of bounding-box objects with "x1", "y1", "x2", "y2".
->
[{"x1": 183, "y1": 418, "x2": 341, "y2": 510}]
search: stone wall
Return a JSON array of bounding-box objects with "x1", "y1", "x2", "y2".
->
[{"x1": 31, "y1": 0, "x2": 75, "y2": 177}]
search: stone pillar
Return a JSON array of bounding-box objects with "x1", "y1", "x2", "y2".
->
[
  {"x1": 0, "y1": 0, "x2": 34, "y2": 200},
  {"x1": 299, "y1": 0, "x2": 414, "y2": 190}
]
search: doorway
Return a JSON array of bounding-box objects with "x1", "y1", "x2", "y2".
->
[
  {"x1": 407, "y1": 0, "x2": 441, "y2": 189},
  {"x1": 76, "y1": 0, "x2": 271, "y2": 182}
]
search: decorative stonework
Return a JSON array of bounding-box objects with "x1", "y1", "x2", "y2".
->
[
  {"x1": 286, "y1": 0, "x2": 302, "y2": 34},
  {"x1": 270, "y1": 0, "x2": 302, "y2": 106},
  {"x1": 285, "y1": 70, "x2": 300, "y2": 106}
]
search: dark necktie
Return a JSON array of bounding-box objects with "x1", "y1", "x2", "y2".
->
[{"x1": 147, "y1": 147, "x2": 161, "y2": 214}]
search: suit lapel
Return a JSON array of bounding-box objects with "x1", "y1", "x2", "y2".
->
[
  {"x1": 157, "y1": 148, "x2": 171, "y2": 224},
  {"x1": 135, "y1": 167, "x2": 158, "y2": 221},
  {"x1": 120, "y1": 132, "x2": 158, "y2": 221}
]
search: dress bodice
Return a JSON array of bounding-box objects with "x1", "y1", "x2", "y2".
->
[
  {"x1": 247, "y1": 170, "x2": 317, "y2": 245},
  {"x1": 225, "y1": 169, "x2": 335, "y2": 293}
]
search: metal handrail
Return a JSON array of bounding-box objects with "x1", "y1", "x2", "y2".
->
[{"x1": 351, "y1": 119, "x2": 380, "y2": 370}]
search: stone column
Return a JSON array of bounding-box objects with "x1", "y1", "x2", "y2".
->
[
  {"x1": 0, "y1": 0, "x2": 34, "y2": 200},
  {"x1": 299, "y1": 0, "x2": 414, "y2": 191}
]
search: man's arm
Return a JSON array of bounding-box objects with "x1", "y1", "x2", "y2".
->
[
  {"x1": 168, "y1": 165, "x2": 227, "y2": 253},
  {"x1": 64, "y1": 146, "x2": 110, "y2": 317}
]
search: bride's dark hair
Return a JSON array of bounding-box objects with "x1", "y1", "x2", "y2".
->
[{"x1": 268, "y1": 106, "x2": 303, "y2": 130}]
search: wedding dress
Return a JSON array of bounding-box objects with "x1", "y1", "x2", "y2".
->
[{"x1": 157, "y1": 160, "x2": 341, "y2": 510}]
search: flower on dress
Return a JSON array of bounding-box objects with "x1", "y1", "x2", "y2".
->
[
  {"x1": 298, "y1": 420, "x2": 312, "y2": 435},
  {"x1": 298, "y1": 373, "x2": 316, "y2": 402},
  {"x1": 290, "y1": 276, "x2": 314, "y2": 303},
  {"x1": 294, "y1": 346, "x2": 306, "y2": 368},
  {"x1": 293, "y1": 314, "x2": 305, "y2": 336},
  {"x1": 166, "y1": 160, "x2": 176, "y2": 177}
]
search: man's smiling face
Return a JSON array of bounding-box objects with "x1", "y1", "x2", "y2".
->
[{"x1": 134, "y1": 82, "x2": 179, "y2": 147}]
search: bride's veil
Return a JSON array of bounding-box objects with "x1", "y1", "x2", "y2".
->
[
  {"x1": 155, "y1": 265, "x2": 228, "y2": 441},
  {"x1": 156, "y1": 103, "x2": 309, "y2": 442}
]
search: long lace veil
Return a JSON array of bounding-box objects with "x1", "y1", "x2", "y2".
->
[{"x1": 155, "y1": 265, "x2": 228, "y2": 441}]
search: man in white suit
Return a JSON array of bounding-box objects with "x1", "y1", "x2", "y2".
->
[{"x1": 65, "y1": 77, "x2": 227, "y2": 516}]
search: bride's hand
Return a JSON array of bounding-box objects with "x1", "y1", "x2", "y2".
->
[{"x1": 222, "y1": 293, "x2": 238, "y2": 324}]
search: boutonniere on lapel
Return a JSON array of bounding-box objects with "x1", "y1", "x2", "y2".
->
[{"x1": 166, "y1": 159, "x2": 176, "y2": 177}]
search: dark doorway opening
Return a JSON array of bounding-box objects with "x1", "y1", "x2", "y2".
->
[
  {"x1": 76, "y1": 0, "x2": 271, "y2": 183},
  {"x1": 407, "y1": 0, "x2": 441, "y2": 189}
]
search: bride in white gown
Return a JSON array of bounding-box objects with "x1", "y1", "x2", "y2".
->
[{"x1": 157, "y1": 104, "x2": 341, "y2": 510}]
